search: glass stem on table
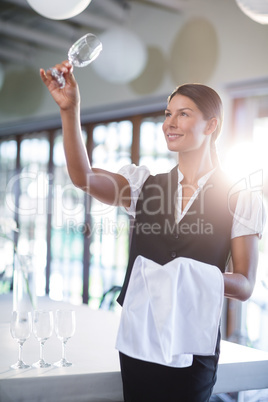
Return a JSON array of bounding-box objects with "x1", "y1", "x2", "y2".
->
[
  {"x1": 18, "y1": 340, "x2": 25, "y2": 365},
  {"x1": 62, "y1": 340, "x2": 66, "y2": 361},
  {"x1": 39, "y1": 340, "x2": 45, "y2": 363},
  {"x1": 54, "y1": 338, "x2": 72, "y2": 367},
  {"x1": 61, "y1": 339, "x2": 69, "y2": 365},
  {"x1": 10, "y1": 310, "x2": 32, "y2": 369}
]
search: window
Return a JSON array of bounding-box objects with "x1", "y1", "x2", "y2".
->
[
  {"x1": 0, "y1": 139, "x2": 17, "y2": 292},
  {"x1": 0, "y1": 110, "x2": 171, "y2": 308},
  {"x1": 89, "y1": 121, "x2": 132, "y2": 309},
  {"x1": 18, "y1": 135, "x2": 50, "y2": 297},
  {"x1": 224, "y1": 87, "x2": 268, "y2": 351},
  {"x1": 50, "y1": 132, "x2": 85, "y2": 304},
  {"x1": 140, "y1": 116, "x2": 177, "y2": 174}
]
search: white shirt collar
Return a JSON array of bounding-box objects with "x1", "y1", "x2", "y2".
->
[{"x1": 177, "y1": 166, "x2": 216, "y2": 188}]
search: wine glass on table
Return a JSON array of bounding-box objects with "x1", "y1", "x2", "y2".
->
[
  {"x1": 10, "y1": 311, "x2": 32, "y2": 369},
  {"x1": 54, "y1": 309, "x2": 76, "y2": 367},
  {"x1": 49, "y1": 33, "x2": 102, "y2": 88},
  {"x1": 32, "y1": 310, "x2": 54, "y2": 368}
]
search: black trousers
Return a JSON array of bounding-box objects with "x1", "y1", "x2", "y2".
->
[{"x1": 119, "y1": 333, "x2": 220, "y2": 402}]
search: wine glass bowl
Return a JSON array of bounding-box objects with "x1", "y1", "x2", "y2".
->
[
  {"x1": 50, "y1": 33, "x2": 102, "y2": 88},
  {"x1": 68, "y1": 33, "x2": 102, "y2": 67},
  {"x1": 10, "y1": 311, "x2": 32, "y2": 369},
  {"x1": 32, "y1": 310, "x2": 54, "y2": 368},
  {"x1": 54, "y1": 309, "x2": 76, "y2": 367}
]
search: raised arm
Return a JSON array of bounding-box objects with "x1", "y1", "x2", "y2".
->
[
  {"x1": 223, "y1": 234, "x2": 259, "y2": 301},
  {"x1": 40, "y1": 61, "x2": 130, "y2": 208}
]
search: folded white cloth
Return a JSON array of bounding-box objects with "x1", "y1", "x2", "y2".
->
[{"x1": 116, "y1": 255, "x2": 224, "y2": 368}]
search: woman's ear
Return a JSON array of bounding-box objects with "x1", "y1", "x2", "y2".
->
[{"x1": 205, "y1": 118, "x2": 218, "y2": 136}]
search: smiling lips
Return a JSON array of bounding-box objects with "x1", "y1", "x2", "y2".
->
[{"x1": 167, "y1": 133, "x2": 183, "y2": 139}]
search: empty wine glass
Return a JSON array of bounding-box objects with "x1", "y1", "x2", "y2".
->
[
  {"x1": 10, "y1": 311, "x2": 32, "y2": 369},
  {"x1": 32, "y1": 310, "x2": 54, "y2": 368},
  {"x1": 50, "y1": 33, "x2": 102, "y2": 88},
  {"x1": 54, "y1": 309, "x2": 76, "y2": 367}
]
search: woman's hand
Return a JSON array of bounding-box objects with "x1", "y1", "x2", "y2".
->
[{"x1": 40, "y1": 60, "x2": 80, "y2": 111}]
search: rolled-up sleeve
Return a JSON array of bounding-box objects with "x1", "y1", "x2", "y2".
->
[
  {"x1": 231, "y1": 190, "x2": 267, "y2": 239},
  {"x1": 118, "y1": 164, "x2": 150, "y2": 218}
]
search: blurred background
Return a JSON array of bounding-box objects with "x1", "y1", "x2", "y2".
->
[{"x1": 0, "y1": 0, "x2": 268, "y2": 371}]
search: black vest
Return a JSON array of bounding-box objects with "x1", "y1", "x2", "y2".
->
[{"x1": 117, "y1": 165, "x2": 237, "y2": 306}]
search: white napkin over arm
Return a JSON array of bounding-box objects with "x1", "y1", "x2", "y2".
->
[{"x1": 116, "y1": 256, "x2": 224, "y2": 368}]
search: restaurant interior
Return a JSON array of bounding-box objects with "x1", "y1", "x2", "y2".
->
[{"x1": 1, "y1": 1, "x2": 268, "y2": 401}]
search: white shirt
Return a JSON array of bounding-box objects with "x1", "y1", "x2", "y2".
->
[{"x1": 118, "y1": 164, "x2": 266, "y2": 239}]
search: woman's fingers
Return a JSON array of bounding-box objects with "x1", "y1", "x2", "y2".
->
[
  {"x1": 53, "y1": 60, "x2": 74, "y2": 82},
  {"x1": 39, "y1": 68, "x2": 48, "y2": 83},
  {"x1": 39, "y1": 68, "x2": 59, "y2": 91},
  {"x1": 40, "y1": 60, "x2": 80, "y2": 109},
  {"x1": 40, "y1": 61, "x2": 73, "y2": 87},
  {"x1": 53, "y1": 62, "x2": 69, "y2": 75},
  {"x1": 62, "y1": 60, "x2": 73, "y2": 71},
  {"x1": 40, "y1": 67, "x2": 55, "y2": 85}
]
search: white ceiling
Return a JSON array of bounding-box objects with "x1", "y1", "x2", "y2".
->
[{"x1": 0, "y1": 0, "x2": 186, "y2": 66}]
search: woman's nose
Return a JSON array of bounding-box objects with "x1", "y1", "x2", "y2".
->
[{"x1": 169, "y1": 115, "x2": 177, "y2": 128}]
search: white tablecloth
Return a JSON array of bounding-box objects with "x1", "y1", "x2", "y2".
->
[{"x1": 1, "y1": 294, "x2": 268, "y2": 401}]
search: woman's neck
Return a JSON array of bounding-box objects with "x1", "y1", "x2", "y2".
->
[{"x1": 178, "y1": 149, "x2": 214, "y2": 185}]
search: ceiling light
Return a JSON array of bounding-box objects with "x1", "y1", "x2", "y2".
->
[
  {"x1": 26, "y1": 0, "x2": 92, "y2": 20},
  {"x1": 91, "y1": 27, "x2": 147, "y2": 84},
  {"x1": 235, "y1": 0, "x2": 268, "y2": 24}
]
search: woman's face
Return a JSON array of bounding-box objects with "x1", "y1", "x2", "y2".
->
[{"x1": 162, "y1": 94, "x2": 210, "y2": 154}]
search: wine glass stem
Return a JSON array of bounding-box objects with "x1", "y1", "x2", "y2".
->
[
  {"x1": 62, "y1": 340, "x2": 67, "y2": 361},
  {"x1": 18, "y1": 341, "x2": 24, "y2": 363},
  {"x1": 40, "y1": 341, "x2": 45, "y2": 361}
]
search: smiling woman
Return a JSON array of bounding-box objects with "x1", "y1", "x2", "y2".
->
[
  {"x1": 163, "y1": 84, "x2": 223, "y2": 170},
  {"x1": 40, "y1": 62, "x2": 265, "y2": 401},
  {"x1": 163, "y1": 96, "x2": 215, "y2": 156}
]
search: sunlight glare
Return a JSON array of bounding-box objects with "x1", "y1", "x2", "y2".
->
[{"x1": 222, "y1": 141, "x2": 265, "y2": 183}]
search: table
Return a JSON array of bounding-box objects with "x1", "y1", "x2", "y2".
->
[
  {"x1": 0, "y1": 294, "x2": 123, "y2": 402},
  {"x1": 1, "y1": 294, "x2": 268, "y2": 402}
]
